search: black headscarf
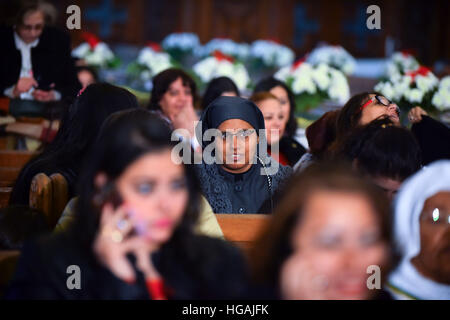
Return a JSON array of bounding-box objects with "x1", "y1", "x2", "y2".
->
[{"x1": 196, "y1": 96, "x2": 265, "y2": 149}]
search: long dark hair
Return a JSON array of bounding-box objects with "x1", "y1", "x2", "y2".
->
[
  {"x1": 9, "y1": 83, "x2": 138, "y2": 205},
  {"x1": 71, "y1": 108, "x2": 202, "y2": 249},
  {"x1": 253, "y1": 77, "x2": 298, "y2": 138},
  {"x1": 249, "y1": 162, "x2": 394, "y2": 296},
  {"x1": 201, "y1": 76, "x2": 240, "y2": 109},
  {"x1": 148, "y1": 68, "x2": 198, "y2": 111}
]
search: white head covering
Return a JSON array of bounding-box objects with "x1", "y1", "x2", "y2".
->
[{"x1": 388, "y1": 160, "x2": 450, "y2": 300}]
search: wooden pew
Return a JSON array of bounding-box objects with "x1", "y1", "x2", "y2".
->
[
  {"x1": 0, "y1": 150, "x2": 35, "y2": 168},
  {"x1": 215, "y1": 214, "x2": 270, "y2": 254},
  {"x1": 0, "y1": 187, "x2": 12, "y2": 209},
  {"x1": 0, "y1": 250, "x2": 20, "y2": 298},
  {"x1": 0, "y1": 167, "x2": 22, "y2": 187},
  {"x1": 29, "y1": 173, "x2": 68, "y2": 229}
]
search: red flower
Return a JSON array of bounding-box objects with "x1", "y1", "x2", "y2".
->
[
  {"x1": 267, "y1": 37, "x2": 281, "y2": 44},
  {"x1": 147, "y1": 42, "x2": 162, "y2": 52},
  {"x1": 406, "y1": 65, "x2": 431, "y2": 80},
  {"x1": 291, "y1": 57, "x2": 306, "y2": 71},
  {"x1": 213, "y1": 50, "x2": 234, "y2": 63},
  {"x1": 82, "y1": 32, "x2": 100, "y2": 50}
]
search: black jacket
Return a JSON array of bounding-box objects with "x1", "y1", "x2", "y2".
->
[
  {"x1": 278, "y1": 136, "x2": 307, "y2": 166},
  {"x1": 0, "y1": 25, "x2": 80, "y2": 103},
  {"x1": 5, "y1": 232, "x2": 251, "y2": 300},
  {"x1": 411, "y1": 115, "x2": 450, "y2": 165}
]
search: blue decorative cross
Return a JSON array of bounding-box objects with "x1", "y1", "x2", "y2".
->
[
  {"x1": 343, "y1": 4, "x2": 381, "y2": 50},
  {"x1": 293, "y1": 3, "x2": 320, "y2": 48},
  {"x1": 84, "y1": 0, "x2": 128, "y2": 38}
]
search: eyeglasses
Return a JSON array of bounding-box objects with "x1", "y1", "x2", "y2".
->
[
  {"x1": 360, "y1": 95, "x2": 395, "y2": 111},
  {"x1": 220, "y1": 129, "x2": 256, "y2": 140},
  {"x1": 420, "y1": 208, "x2": 450, "y2": 226}
]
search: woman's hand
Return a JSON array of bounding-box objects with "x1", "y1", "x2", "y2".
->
[
  {"x1": 32, "y1": 89, "x2": 56, "y2": 102},
  {"x1": 93, "y1": 203, "x2": 149, "y2": 283},
  {"x1": 408, "y1": 106, "x2": 428, "y2": 124},
  {"x1": 169, "y1": 102, "x2": 199, "y2": 138},
  {"x1": 13, "y1": 77, "x2": 38, "y2": 97}
]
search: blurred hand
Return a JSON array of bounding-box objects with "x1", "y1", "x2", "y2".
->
[
  {"x1": 13, "y1": 77, "x2": 38, "y2": 97},
  {"x1": 32, "y1": 89, "x2": 56, "y2": 102},
  {"x1": 408, "y1": 106, "x2": 428, "y2": 124},
  {"x1": 169, "y1": 101, "x2": 199, "y2": 138},
  {"x1": 93, "y1": 203, "x2": 152, "y2": 283}
]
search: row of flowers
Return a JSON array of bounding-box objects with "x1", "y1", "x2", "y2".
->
[
  {"x1": 375, "y1": 52, "x2": 449, "y2": 112},
  {"x1": 72, "y1": 32, "x2": 449, "y2": 113}
]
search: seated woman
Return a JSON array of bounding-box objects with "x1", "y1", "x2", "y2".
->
[
  {"x1": 194, "y1": 96, "x2": 292, "y2": 214},
  {"x1": 250, "y1": 92, "x2": 305, "y2": 166},
  {"x1": 148, "y1": 68, "x2": 200, "y2": 150},
  {"x1": 332, "y1": 117, "x2": 422, "y2": 201},
  {"x1": 387, "y1": 160, "x2": 450, "y2": 300},
  {"x1": 201, "y1": 76, "x2": 240, "y2": 110},
  {"x1": 9, "y1": 83, "x2": 139, "y2": 205},
  {"x1": 249, "y1": 162, "x2": 394, "y2": 299},
  {"x1": 0, "y1": 0, "x2": 80, "y2": 103},
  {"x1": 5, "y1": 109, "x2": 250, "y2": 300}
]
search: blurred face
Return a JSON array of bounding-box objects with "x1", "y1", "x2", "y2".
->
[
  {"x1": 114, "y1": 149, "x2": 188, "y2": 247},
  {"x1": 283, "y1": 190, "x2": 388, "y2": 300},
  {"x1": 257, "y1": 98, "x2": 286, "y2": 145},
  {"x1": 216, "y1": 119, "x2": 258, "y2": 174},
  {"x1": 78, "y1": 70, "x2": 96, "y2": 89},
  {"x1": 159, "y1": 77, "x2": 193, "y2": 118},
  {"x1": 359, "y1": 94, "x2": 400, "y2": 126},
  {"x1": 412, "y1": 191, "x2": 450, "y2": 284},
  {"x1": 270, "y1": 86, "x2": 291, "y2": 126},
  {"x1": 371, "y1": 176, "x2": 402, "y2": 202},
  {"x1": 17, "y1": 10, "x2": 45, "y2": 44}
]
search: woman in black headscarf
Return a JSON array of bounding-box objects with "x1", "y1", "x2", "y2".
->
[{"x1": 194, "y1": 96, "x2": 293, "y2": 214}]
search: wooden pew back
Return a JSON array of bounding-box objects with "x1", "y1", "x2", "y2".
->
[{"x1": 216, "y1": 214, "x2": 270, "y2": 253}]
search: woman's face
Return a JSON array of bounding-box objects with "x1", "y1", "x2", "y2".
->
[
  {"x1": 359, "y1": 94, "x2": 400, "y2": 126},
  {"x1": 257, "y1": 98, "x2": 286, "y2": 145},
  {"x1": 159, "y1": 77, "x2": 193, "y2": 118},
  {"x1": 221, "y1": 91, "x2": 237, "y2": 97},
  {"x1": 78, "y1": 70, "x2": 96, "y2": 89},
  {"x1": 283, "y1": 190, "x2": 388, "y2": 300},
  {"x1": 412, "y1": 191, "x2": 450, "y2": 284},
  {"x1": 371, "y1": 176, "x2": 403, "y2": 202},
  {"x1": 113, "y1": 149, "x2": 188, "y2": 247},
  {"x1": 216, "y1": 119, "x2": 258, "y2": 174},
  {"x1": 270, "y1": 86, "x2": 291, "y2": 126},
  {"x1": 17, "y1": 10, "x2": 45, "y2": 44}
]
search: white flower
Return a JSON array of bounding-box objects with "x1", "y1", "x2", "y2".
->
[
  {"x1": 307, "y1": 45, "x2": 356, "y2": 75},
  {"x1": 162, "y1": 32, "x2": 200, "y2": 51},
  {"x1": 415, "y1": 74, "x2": 439, "y2": 92},
  {"x1": 137, "y1": 47, "x2": 173, "y2": 76},
  {"x1": 328, "y1": 68, "x2": 350, "y2": 104},
  {"x1": 71, "y1": 43, "x2": 91, "y2": 58},
  {"x1": 193, "y1": 56, "x2": 250, "y2": 91},
  {"x1": 195, "y1": 39, "x2": 250, "y2": 60},
  {"x1": 432, "y1": 76, "x2": 450, "y2": 111},
  {"x1": 404, "y1": 88, "x2": 425, "y2": 103},
  {"x1": 439, "y1": 76, "x2": 450, "y2": 91},
  {"x1": 250, "y1": 40, "x2": 294, "y2": 68},
  {"x1": 386, "y1": 52, "x2": 419, "y2": 77},
  {"x1": 71, "y1": 42, "x2": 115, "y2": 67},
  {"x1": 311, "y1": 63, "x2": 331, "y2": 91}
]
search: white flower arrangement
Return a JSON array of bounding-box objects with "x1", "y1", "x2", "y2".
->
[
  {"x1": 195, "y1": 38, "x2": 250, "y2": 61},
  {"x1": 136, "y1": 46, "x2": 174, "y2": 79},
  {"x1": 275, "y1": 61, "x2": 350, "y2": 106},
  {"x1": 72, "y1": 32, "x2": 117, "y2": 68},
  {"x1": 161, "y1": 32, "x2": 200, "y2": 52},
  {"x1": 250, "y1": 40, "x2": 294, "y2": 68},
  {"x1": 374, "y1": 65, "x2": 441, "y2": 112},
  {"x1": 431, "y1": 76, "x2": 450, "y2": 111},
  {"x1": 192, "y1": 51, "x2": 250, "y2": 91},
  {"x1": 386, "y1": 51, "x2": 420, "y2": 78},
  {"x1": 306, "y1": 45, "x2": 356, "y2": 75}
]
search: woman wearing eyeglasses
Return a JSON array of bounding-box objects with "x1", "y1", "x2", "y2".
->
[
  {"x1": 386, "y1": 160, "x2": 450, "y2": 300},
  {"x1": 0, "y1": 1, "x2": 79, "y2": 104},
  {"x1": 194, "y1": 96, "x2": 292, "y2": 214}
]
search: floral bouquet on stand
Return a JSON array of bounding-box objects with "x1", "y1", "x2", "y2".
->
[
  {"x1": 126, "y1": 43, "x2": 175, "y2": 91},
  {"x1": 374, "y1": 65, "x2": 443, "y2": 116},
  {"x1": 275, "y1": 59, "x2": 350, "y2": 113},
  {"x1": 72, "y1": 32, "x2": 120, "y2": 69},
  {"x1": 192, "y1": 50, "x2": 251, "y2": 93},
  {"x1": 161, "y1": 32, "x2": 201, "y2": 67},
  {"x1": 248, "y1": 39, "x2": 295, "y2": 83},
  {"x1": 385, "y1": 51, "x2": 420, "y2": 78},
  {"x1": 306, "y1": 44, "x2": 356, "y2": 75}
]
